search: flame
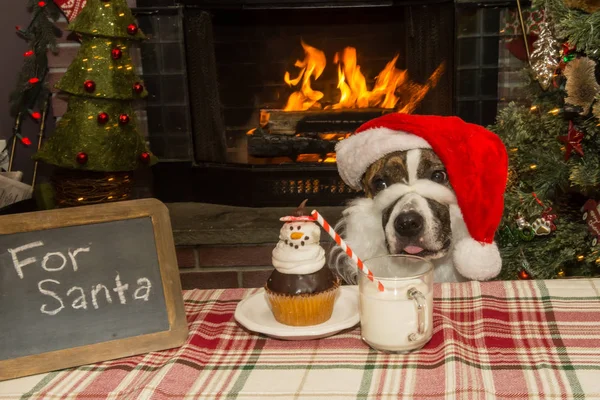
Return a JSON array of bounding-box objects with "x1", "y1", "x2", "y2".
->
[
  {"x1": 318, "y1": 133, "x2": 350, "y2": 141},
  {"x1": 282, "y1": 41, "x2": 444, "y2": 112},
  {"x1": 283, "y1": 41, "x2": 327, "y2": 111},
  {"x1": 331, "y1": 47, "x2": 370, "y2": 109},
  {"x1": 296, "y1": 153, "x2": 337, "y2": 163},
  {"x1": 395, "y1": 63, "x2": 446, "y2": 114},
  {"x1": 369, "y1": 55, "x2": 408, "y2": 109}
]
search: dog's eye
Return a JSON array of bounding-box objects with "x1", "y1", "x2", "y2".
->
[
  {"x1": 372, "y1": 178, "x2": 387, "y2": 192},
  {"x1": 431, "y1": 170, "x2": 447, "y2": 183}
]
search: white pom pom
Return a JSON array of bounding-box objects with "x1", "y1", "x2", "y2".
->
[{"x1": 452, "y1": 238, "x2": 502, "y2": 281}]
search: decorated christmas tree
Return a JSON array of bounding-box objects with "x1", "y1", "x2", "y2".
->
[
  {"x1": 493, "y1": 0, "x2": 600, "y2": 280},
  {"x1": 35, "y1": 0, "x2": 157, "y2": 206}
]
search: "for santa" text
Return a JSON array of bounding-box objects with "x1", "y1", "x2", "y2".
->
[{"x1": 8, "y1": 241, "x2": 153, "y2": 316}]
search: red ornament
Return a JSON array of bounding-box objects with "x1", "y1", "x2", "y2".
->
[
  {"x1": 119, "y1": 114, "x2": 130, "y2": 125},
  {"x1": 38, "y1": 1, "x2": 46, "y2": 6},
  {"x1": 76, "y1": 152, "x2": 88, "y2": 165},
  {"x1": 83, "y1": 80, "x2": 96, "y2": 93},
  {"x1": 97, "y1": 112, "x2": 109, "y2": 124},
  {"x1": 24, "y1": 50, "x2": 34, "y2": 57},
  {"x1": 558, "y1": 121, "x2": 584, "y2": 161},
  {"x1": 133, "y1": 82, "x2": 144, "y2": 94},
  {"x1": 31, "y1": 111, "x2": 41, "y2": 120},
  {"x1": 21, "y1": 137, "x2": 32, "y2": 146},
  {"x1": 562, "y1": 42, "x2": 575, "y2": 57},
  {"x1": 111, "y1": 47, "x2": 122, "y2": 60},
  {"x1": 518, "y1": 269, "x2": 531, "y2": 280},
  {"x1": 29, "y1": 77, "x2": 39, "y2": 84},
  {"x1": 581, "y1": 199, "x2": 600, "y2": 246},
  {"x1": 127, "y1": 24, "x2": 138, "y2": 35},
  {"x1": 140, "y1": 152, "x2": 151, "y2": 163}
]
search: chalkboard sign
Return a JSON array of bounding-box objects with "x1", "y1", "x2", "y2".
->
[{"x1": 0, "y1": 199, "x2": 188, "y2": 381}]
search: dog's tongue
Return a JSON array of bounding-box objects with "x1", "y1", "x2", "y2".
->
[{"x1": 403, "y1": 246, "x2": 424, "y2": 255}]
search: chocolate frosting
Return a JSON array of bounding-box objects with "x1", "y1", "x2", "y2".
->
[{"x1": 266, "y1": 266, "x2": 337, "y2": 295}]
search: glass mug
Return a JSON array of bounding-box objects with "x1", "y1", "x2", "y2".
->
[{"x1": 358, "y1": 254, "x2": 434, "y2": 353}]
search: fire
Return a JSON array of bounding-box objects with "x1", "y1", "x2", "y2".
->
[
  {"x1": 331, "y1": 47, "x2": 369, "y2": 109},
  {"x1": 283, "y1": 41, "x2": 444, "y2": 112},
  {"x1": 283, "y1": 41, "x2": 327, "y2": 111},
  {"x1": 296, "y1": 153, "x2": 337, "y2": 163}
]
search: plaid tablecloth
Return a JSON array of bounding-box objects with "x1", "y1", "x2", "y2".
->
[{"x1": 1, "y1": 279, "x2": 600, "y2": 399}]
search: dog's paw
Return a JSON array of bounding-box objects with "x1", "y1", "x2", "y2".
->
[{"x1": 531, "y1": 218, "x2": 552, "y2": 236}]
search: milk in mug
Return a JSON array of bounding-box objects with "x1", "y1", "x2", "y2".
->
[{"x1": 359, "y1": 279, "x2": 433, "y2": 352}]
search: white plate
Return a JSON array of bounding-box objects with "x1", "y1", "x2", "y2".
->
[{"x1": 235, "y1": 286, "x2": 359, "y2": 340}]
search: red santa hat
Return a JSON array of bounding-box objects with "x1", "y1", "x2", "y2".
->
[{"x1": 335, "y1": 113, "x2": 508, "y2": 281}]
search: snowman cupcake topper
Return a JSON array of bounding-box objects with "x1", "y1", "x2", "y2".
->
[
  {"x1": 272, "y1": 200, "x2": 325, "y2": 274},
  {"x1": 279, "y1": 199, "x2": 316, "y2": 222}
]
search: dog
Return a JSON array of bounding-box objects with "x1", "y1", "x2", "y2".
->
[
  {"x1": 330, "y1": 113, "x2": 507, "y2": 283},
  {"x1": 329, "y1": 148, "x2": 471, "y2": 284}
]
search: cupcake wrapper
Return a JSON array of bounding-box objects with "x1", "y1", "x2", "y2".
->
[{"x1": 265, "y1": 279, "x2": 340, "y2": 326}]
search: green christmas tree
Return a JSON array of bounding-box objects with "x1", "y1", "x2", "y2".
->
[
  {"x1": 35, "y1": 0, "x2": 157, "y2": 172},
  {"x1": 492, "y1": 0, "x2": 600, "y2": 280}
]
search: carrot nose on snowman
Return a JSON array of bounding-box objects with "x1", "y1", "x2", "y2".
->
[{"x1": 290, "y1": 232, "x2": 304, "y2": 240}]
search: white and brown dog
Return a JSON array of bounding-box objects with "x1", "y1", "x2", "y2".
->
[{"x1": 329, "y1": 113, "x2": 508, "y2": 283}]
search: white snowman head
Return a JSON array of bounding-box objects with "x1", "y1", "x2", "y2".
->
[{"x1": 279, "y1": 220, "x2": 321, "y2": 250}]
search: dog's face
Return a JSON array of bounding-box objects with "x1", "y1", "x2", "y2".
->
[{"x1": 360, "y1": 149, "x2": 453, "y2": 260}]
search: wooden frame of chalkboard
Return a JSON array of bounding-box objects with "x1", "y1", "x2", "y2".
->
[{"x1": 0, "y1": 199, "x2": 188, "y2": 381}]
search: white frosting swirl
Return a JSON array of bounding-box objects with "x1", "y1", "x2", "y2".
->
[{"x1": 272, "y1": 221, "x2": 325, "y2": 274}]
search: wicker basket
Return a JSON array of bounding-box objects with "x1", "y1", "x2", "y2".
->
[{"x1": 51, "y1": 169, "x2": 133, "y2": 208}]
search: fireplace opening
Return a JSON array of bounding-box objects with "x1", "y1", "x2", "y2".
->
[
  {"x1": 142, "y1": 1, "x2": 513, "y2": 207},
  {"x1": 201, "y1": 5, "x2": 453, "y2": 167}
]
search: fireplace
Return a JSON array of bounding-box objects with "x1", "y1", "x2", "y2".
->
[
  {"x1": 206, "y1": 4, "x2": 452, "y2": 163},
  {"x1": 137, "y1": 0, "x2": 516, "y2": 206}
]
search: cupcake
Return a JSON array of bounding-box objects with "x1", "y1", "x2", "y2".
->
[{"x1": 265, "y1": 202, "x2": 340, "y2": 326}]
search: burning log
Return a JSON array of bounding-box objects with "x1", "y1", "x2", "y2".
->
[
  {"x1": 247, "y1": 128, "x2": 336, "y2": 160},
  {"x1": 264, "y1": 108, "x2": 392, "y2": 136}
]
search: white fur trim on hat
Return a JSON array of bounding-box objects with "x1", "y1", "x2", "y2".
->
[
  {"x1": 335, "y1": 127, "x2": 431, "y2": 190},
  {"x1": 452, "y1": 238, "x2": 502, "y2": 281}
]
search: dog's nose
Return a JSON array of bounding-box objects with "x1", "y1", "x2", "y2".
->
[{"x1": 394, "y1": 211, "x2": 424, "y2": 237}]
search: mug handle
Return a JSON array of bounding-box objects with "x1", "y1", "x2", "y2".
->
[{"x1": 407, "y1": 287, "x2": 428, "y2": 342}]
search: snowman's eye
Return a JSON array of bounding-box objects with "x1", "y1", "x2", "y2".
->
[
  {"x1": 297, "y1": 226, "x2": 301, "y2": 230},
  {"x1": 290, "y1": 226, "x2": 293, "y2": 231}
]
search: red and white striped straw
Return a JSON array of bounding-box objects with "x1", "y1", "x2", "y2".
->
[{"x1": 311, "y1": 210, "x2": 385, "y2": 292}]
